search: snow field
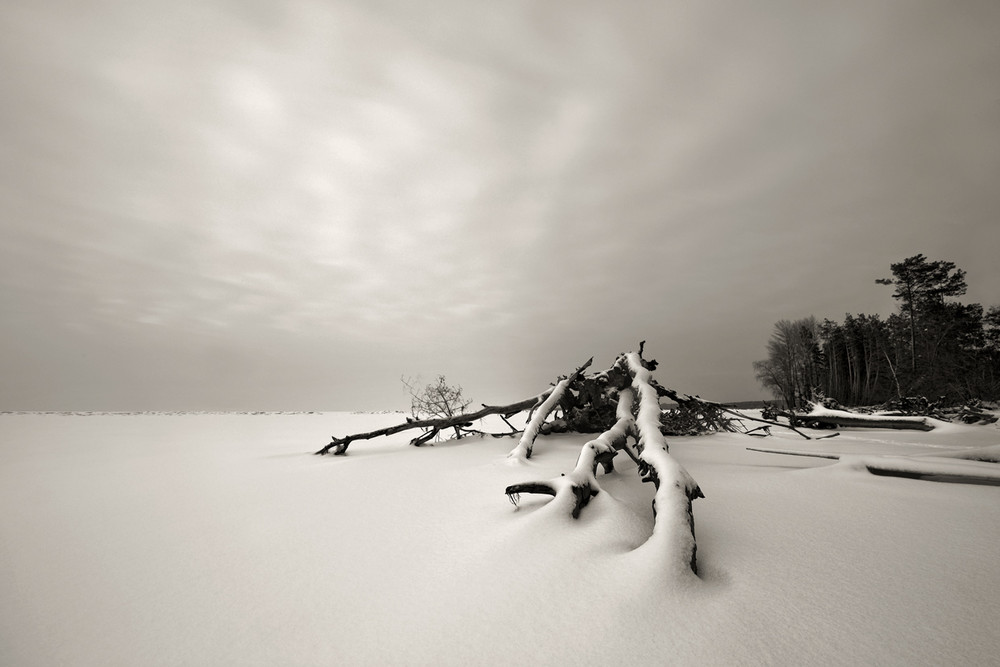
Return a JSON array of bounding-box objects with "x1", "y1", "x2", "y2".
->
[{"x1": 1, "y1": 413, "x2": 998, "y2": 665}]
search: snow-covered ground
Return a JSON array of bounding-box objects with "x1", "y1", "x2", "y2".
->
[{"x1": 2, "y1": 412, "x2": 999, "y2": 666}]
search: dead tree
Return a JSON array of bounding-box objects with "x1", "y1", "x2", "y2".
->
[
  {"x1": 316, "y1": 346, "x2": 803, "y2": 456},
  {"x1": 506, "y1": 386, "x2": 636, "y2": 518},
  {"x1": 769, "y1": 406, "x2": 934, "y2": 432},
  {"x1": 658, "y1": 386, "x2": 816, "y2": 439},
  {"x1": 317, "y1": 344, "x2": 712, "y2": 573},
  {"x1": 314, "y1": 394, "x2": 549, "y2": 455},
  {"x1": 317, "y1": 358, "x2": 604, "y2": 458},
  {"x1": 505, "y1": 349, "x2": 704, "y2": 575}
]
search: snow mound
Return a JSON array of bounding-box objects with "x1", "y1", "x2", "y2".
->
[{"x1": 933, "y1": 443, "x2": 1000, "y2": 464}]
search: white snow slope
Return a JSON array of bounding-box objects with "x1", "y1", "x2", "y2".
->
[{"x1": 1, "y1": 412, "x2": 999, "y2": 666}]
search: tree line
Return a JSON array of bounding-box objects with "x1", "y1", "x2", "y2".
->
[{"x1": 754, "y1": 254, "x2": 1000, "y2": 409}]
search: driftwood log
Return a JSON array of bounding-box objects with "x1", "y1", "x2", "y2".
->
[{"x1": 770, "y1": 408, "x2": 934, "y2": 432}]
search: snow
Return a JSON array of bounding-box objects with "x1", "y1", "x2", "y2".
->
[
  {"x1": 2, "y1": 411, "x2": 1000, "y2": 665},
  {"x1": 624, "y1": 353, "x2": 701, "y2": 577},
  {"x1": 937, "y1": 443, "x2": 1000, "y2": 464},
  {"x1": 804, "y1": 404, "x2": 936, "y2": 428},
  {"x1": 507, "y1": 385, "x2": 563, "y2": 461}
]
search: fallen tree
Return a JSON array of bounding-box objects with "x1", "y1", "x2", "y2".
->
[
  {"x1": 314, "y1": 343, "x2": 858, "y2": 576},
  {"x1": 315, "y1": 357, "x2": 596, "y2": 456},
  {"x1": 314, "y1": 394, "x2": 547, "y2": 455},
  {"x1": 505, "y1": 349, "x2": 703, "y2": 574},
  {"x1": 506, "y1": 357, "x2": 594, "y2": 461},
  {"x1": 505, "y1": 385, "x2": 635, "y2": 519},
  {"x1": 765, "y1": 404, "x2": 935, "y2": 432},
  {"x1": 317, "y1": 343, "x2": 807, "y2": 457},
  {"x1": 624, "y1": 351, "x2": 704, "y2": 573},
  {"x1": 319, "y1": 343, "x2": 718, "y2": 575},
  {"x1": 943, "y1": 402, "x2": 999, "y2": 425}
]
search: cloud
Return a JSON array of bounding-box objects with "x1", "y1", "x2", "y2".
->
[{"x1": 2, "y1": 0, "x2": 999, "y2": 409}]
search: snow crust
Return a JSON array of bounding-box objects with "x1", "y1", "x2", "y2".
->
[{"x1": 2, "y1": 412, "x2": 999, "y2": 665}]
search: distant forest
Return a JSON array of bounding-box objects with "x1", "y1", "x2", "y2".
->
[{"x1": 754, "y1": 254, "x2": 1000, "y2": 409}]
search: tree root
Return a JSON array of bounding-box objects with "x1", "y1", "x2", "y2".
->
[
  {"x1": 506, "y1": 383, "x2": 636, "y2": 512},
  {"x1": 505, "y1": 350, "x2": 704, "y2": 576}
]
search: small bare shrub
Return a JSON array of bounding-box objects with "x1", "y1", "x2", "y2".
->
[{"x1": 401, "y1": 375, "x2": 473, "y2": 421}]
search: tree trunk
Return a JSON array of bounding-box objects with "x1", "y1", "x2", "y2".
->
[
  {"x1": 773, "y1": 408, "x2": 934, "y2": 432},
  {"x1": 623, "y1": 353, "x2": 704, "y2": 575},
  {"x1": 315, "y1": 394, "x2": 548, "y2": 455},
  {"x1": 506, "y1": 387, "x2": 636, "y2": 518},
  {"x1": 503, "y1": 348, "x2": 704, "y2": 576}
]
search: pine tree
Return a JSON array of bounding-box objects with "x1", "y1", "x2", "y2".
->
[{"x1": 876, "y1": 254, "x2": 967, "y2": 374}]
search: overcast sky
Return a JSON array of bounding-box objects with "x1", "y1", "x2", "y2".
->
[{"x1": 2, "y1": 0, "x2": 999, "y2": 411}]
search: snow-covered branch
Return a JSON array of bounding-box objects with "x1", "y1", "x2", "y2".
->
[
  {"x1": 625, "y1": 353, "x2": 704, "y2": 575},
  {"x1": 506, "y1": 387, "x2": 636, "y2": 518},
  {"x1": 506, "y1": 357, "x2": 593, "y2": 461}
]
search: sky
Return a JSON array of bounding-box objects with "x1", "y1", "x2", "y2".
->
[{"x1": 2, "y1": 0, "x2": 999, "y2": 411}]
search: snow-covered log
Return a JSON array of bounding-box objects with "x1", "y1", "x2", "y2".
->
[
  {"x1": 625, "y1": 353, "x2": 704, "y2": 575},
  {"x1": 505, "y1": 387, "x2": 637, "y2": 518},
  {"x1": 506, "y1": 357, "x2": 593, "y2": 461},
  {"x1": 788, "y1": 405, "x2": 935, "y2": 432}
]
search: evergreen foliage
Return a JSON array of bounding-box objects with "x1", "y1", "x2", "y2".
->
[{"x1": 756, "y1": 255, "x2": 1000, "y2": 407}]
